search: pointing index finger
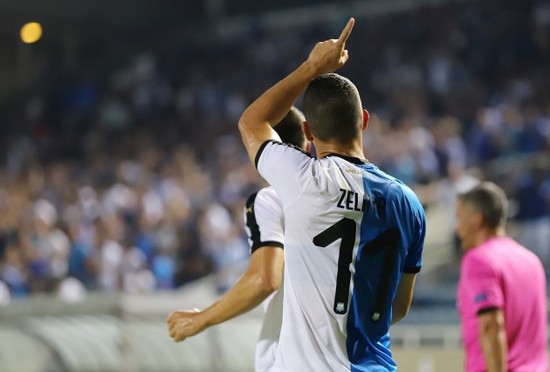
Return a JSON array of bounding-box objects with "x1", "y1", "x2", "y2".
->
[{"x1": 337, "y1": 18, "x2": 355, "y2": 46}]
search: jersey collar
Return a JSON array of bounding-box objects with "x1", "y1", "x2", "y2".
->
[{"x1": 324, "y1": 153, "x2": 370, "y2": 165}]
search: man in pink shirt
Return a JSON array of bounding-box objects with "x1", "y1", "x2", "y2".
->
[{"x1": 456, "y1": 182, "x2": 548, "y2": 372}]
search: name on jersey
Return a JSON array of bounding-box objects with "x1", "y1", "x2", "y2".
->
[
  {"x1": 337, "y1": 188, "x2": 386, "y2": 216},
  {"x1": 345, "y1": 168, "x2": 363, "y2": 175}
]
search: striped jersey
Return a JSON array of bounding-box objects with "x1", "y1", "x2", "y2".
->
[
  {"x1": 256, "y1": 140, "x2": 426, "y2": 372},
  {"x1": 243, "y1": 187, "x2": 285, "y2": 372}
]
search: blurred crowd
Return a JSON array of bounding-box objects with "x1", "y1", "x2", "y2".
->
[{"x1": 1, "y1": 0, "x2": 550, "y2": 301}]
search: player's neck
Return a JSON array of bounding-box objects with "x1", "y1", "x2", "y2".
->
[
  {"x1": 472, "y1": 228, "x2": 506, "y2": 248},
  {"x1": 315, "y1": 140, "x2": 365, "y2": 160}
]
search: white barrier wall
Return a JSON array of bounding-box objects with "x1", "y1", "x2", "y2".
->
[{"x1": 0, "y1": 280, "x2": 547, "y2": 372}]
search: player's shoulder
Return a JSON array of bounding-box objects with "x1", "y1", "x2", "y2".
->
[
  {"x1": 256, "y1": 186, "x2": 281, "y2": 205},
  {"x1": 244, "y1": 189, "x2": 260, "y2": 210},
  {"x1": 263, "y1": 139, "x2": 312, "y2": 156},
  {"x1": 383, "y1": 176, "x2": 423, "y2": 210},
  {"x1": 461, "y1": 248, "x2": 495, "y2": 274},
  {"x1": 365, "y1": 170, "x2": 425, "y2": 227},
  {"x1": 245, "y1": 186, "x2": 282, "y2": 211},
  {"x1": 256, "y1": 139, "x2": 314, "y2": 167},
  {"x1": 256, "y1": 185, "x2": 277, "y2": 198}
]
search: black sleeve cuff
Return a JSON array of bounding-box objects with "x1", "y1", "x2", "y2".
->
[
  {"x1": 477, "y1": 306, "x2": 499, "y2": 316},
  {"x1": 251, "y1": 241, "x2": 284, "y2": 254},
  {"x1": 403, "y1": 266, "x2": 421, "y2": 274}
]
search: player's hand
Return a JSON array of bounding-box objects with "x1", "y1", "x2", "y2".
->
[
  {"x1": 166, "y1": 308, "x2": 206, "y2": 342},
  {"x1": 306, "y1": 17, "x2": 355, "y2": 76}
]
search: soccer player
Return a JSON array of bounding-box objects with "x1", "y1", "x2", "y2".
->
[
  {"x1": 238, "y1": 18, "x2": 426, "y2": 371},
  {"x1": 167, "y1": 107, "x2": 308, "y2": 371},
  {"x1": 456, "y1": 182, "x2": 548, "y2": 372}
]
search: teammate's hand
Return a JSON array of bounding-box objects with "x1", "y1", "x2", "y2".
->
[
  {"x1": 166, "y1": 308, "x2": 206, "y2": 342},
  {"x1": 306, "y1": 17, "x2": 355, "y2": 76}
]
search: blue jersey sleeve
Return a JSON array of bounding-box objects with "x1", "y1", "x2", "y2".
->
[{"x1": 387, "y1": 183, "x2": 426, "y2": 274}]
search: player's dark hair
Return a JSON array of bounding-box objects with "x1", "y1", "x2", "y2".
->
[
  {"x1": 459, "y1": 182, "x2": 508, "y2": 230},
  {"x1": 275, "y1": 106, "x2": 306, "y2": 149},
  {"x1": 303, "y1": 73, "x2": 362, "y2": 145}
]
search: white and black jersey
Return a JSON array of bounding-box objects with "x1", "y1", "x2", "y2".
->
[
  {"x1": 256, "y1": 140, "x2": 426, "y2": 372},
  {"x1": 244, "y1": 187, "x2": 285, "y2": 254},
  {"x1": 243, "y1": 186, "x2": 285, "y2": 372}
]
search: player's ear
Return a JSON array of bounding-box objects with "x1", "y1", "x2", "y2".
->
[
  {"x1": 473, "y1": 212, "x2": 483, "y2": 229},
  {"x1": 362, "y1": 109, "x2": 369, "y2": 131},
  {"x1": 302, "y1": 121, "x2": 314, "y2": 142}
]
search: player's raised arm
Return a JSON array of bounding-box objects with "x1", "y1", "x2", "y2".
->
[{"x1": 238, "y1": 17, "x2": 355, "y2": 164}]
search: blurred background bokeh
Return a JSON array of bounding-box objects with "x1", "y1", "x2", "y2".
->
[{"x1": 0, "y1": 0, "x2": 549, "y2": 371}]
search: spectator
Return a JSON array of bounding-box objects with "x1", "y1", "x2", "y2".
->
[{"x1": 0, "y1": 0, "x2": 548, "y2": 298}]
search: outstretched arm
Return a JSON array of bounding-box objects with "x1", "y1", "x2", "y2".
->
[
  {"x1": 238, "y1": 18, "x2": 355, "y2": 164},
  {"x1": 167, "y1": 246, "x2": 283, "y2": 342}
]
